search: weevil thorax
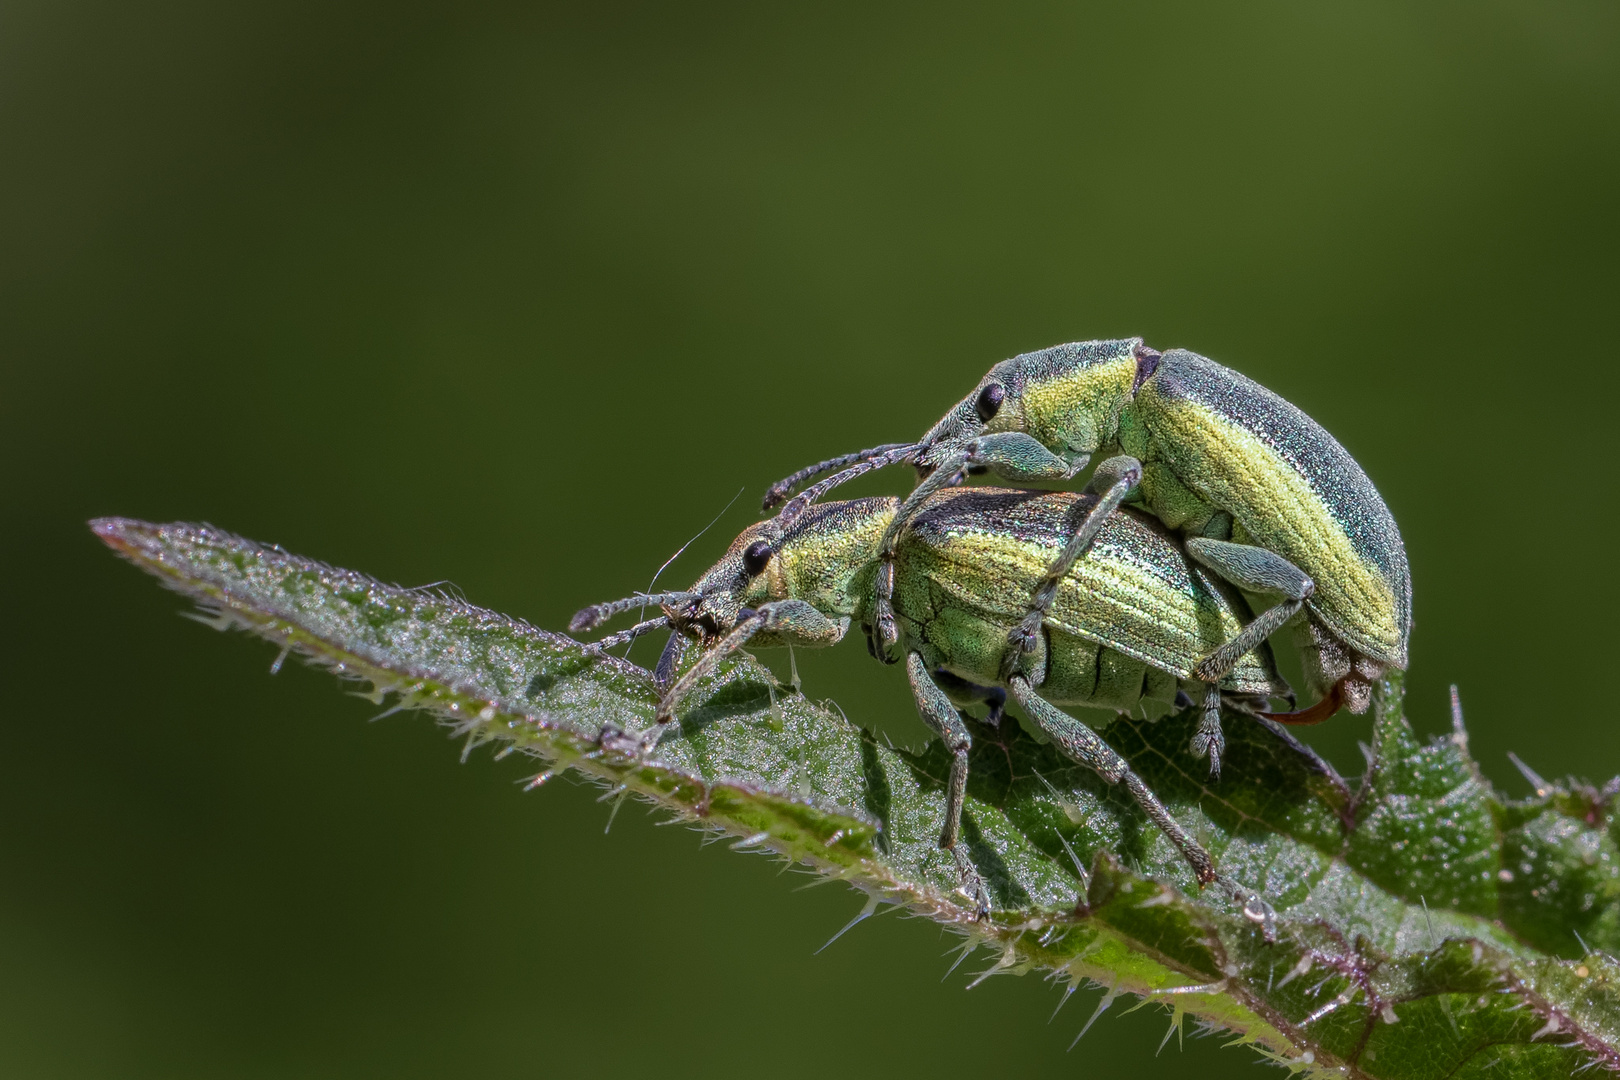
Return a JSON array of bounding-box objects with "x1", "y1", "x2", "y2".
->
[
  {"x1": 669, "y1": 498, "x2": 898, "y2": 642},
  {"x1": 914, "y1": 339, "x2": 1145, "y2": 471}
]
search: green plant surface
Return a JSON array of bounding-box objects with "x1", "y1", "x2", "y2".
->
[{"x1": 93, "y1": 517, "x2": 1620, "y2": 1078}]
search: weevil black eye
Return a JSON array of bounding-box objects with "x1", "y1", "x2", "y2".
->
[
  {"x1": 974, "y1": 382, "x2": 1004, "y2": 422},
  {"x1": 742, "y1": 540, "x2": 772, "y2": 576}
]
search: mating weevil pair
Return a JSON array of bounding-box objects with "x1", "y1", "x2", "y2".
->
[
  {"x1": 574, "y1": 338, "x2": 1407, "y2": 918},
  {"x1": 572, "y1": 484, "x2": 1289, "y2": 917},
  {"x1": 765, "y1": 338, "x2": 1411, "y2": 770}
]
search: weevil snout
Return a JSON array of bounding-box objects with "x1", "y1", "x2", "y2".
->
[{"x1": 664, "y1": 524, "x2": 784, "y2": 643}]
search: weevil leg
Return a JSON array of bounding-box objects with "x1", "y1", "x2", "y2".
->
[
  {"x1": 1007, "y1": 675, "x2": 1217, "y2": 886},
  {"x1": 653, "y1": 630, "x2": 689, "y2": 692},
  {"x1": 1001, "y1": 456, "x2": 1143, "y2": 680},
  {"x1": 906, "y1": 652, "x2": 991, "y2": 917},
  {"x1": 1189, "y1": 686, "x2": 1225, "y2": 778},
  {"x1": 1183, "y1": 537, "x2": 1313, "y2": 685},
  {"x1": 609, "y1": 601, "x2": 846, "y2": 753},
  {"x1": 871, "y1": 433, "x2": 1081, "y2": 658}
]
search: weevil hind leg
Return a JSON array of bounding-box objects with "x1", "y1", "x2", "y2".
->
[
  {"x1": 1188, "y1": 685, "x2": 1225, "y2": 778},
  {"x1": 906, "y1": 652, "x2": 991, "y2": 917},
  {"x1": 1184, "y1": 537, "x2": 1313, "y2": 685},
  {"x1": 1006, "y1": 675, "x2": 1217, "y2": 887}
]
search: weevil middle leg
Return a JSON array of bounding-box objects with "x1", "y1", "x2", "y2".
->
[
  {"x1": 1005, "y1": 675, "x2": 1217, "y2": 886},
  {"x1": 1000, "y1": 455, "x2": 1144, "y2": 680}
]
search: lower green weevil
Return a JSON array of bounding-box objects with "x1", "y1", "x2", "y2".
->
[{"x1": 573, "y1": 486, "x2": 1290, "y2": 919}]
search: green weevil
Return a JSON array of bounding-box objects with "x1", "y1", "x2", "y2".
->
[
  {"x1": 571, "y1": 485, "x2": 1291, "y2": 915},
  {"x1": 764, "y1": 339, "x2": 1411, "y2": 768}
]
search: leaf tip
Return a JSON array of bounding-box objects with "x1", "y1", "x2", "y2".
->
[{"x1": 89, "y1": 516, "x2": 160, "y2": 558}]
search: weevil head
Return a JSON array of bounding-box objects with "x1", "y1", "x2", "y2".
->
[
  {"x1": 666, "y1": 498, "x2": 898, "y2": 643},
  {"x1": 914, "y1": 338, "x2": 1150, "y2": 473}
]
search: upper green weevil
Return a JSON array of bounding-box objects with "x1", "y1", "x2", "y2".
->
[
  {"x1": 764, "y1": 339, "x2": 1411, "y2": 761},
  {"x1": 572, "y1": 485, "x2": 1291, "y2": 916}
]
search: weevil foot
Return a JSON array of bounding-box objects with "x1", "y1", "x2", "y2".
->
[
  {"x1": 1226, "y1": 879, "x2": 1278, "y2": 942},
  {"x1": 1191, "y1": 689, "x2": 1225, "y2": 777},
  {"x1": 598, "y1": 721, "x2": 666, "y2": 757},
  {"x1": 873, "y1": 602, "x2": 900, "y2": 660},
  {"x1": 999, "y1": 613, "x2": 1042, "y2": 680},
  {"x1": 951, "y1": 845, "x2": 992, "y2": 920},
  {"x1": 1189, "y1": 724, "x2": 1225, "y2": 778}
]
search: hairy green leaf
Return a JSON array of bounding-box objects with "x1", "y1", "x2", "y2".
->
[{"x1": 93, "y1": 517, "x2": 1620, "y2": 1077}]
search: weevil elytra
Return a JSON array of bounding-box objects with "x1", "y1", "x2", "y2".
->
[
  {"x1": 765, "y1": 339, "x2": 1411, "y2": 743},
  {"x1": 572, "y1": 486, "x2": 1291, "y2": 916}
]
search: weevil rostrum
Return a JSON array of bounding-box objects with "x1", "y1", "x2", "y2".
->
[
  {"x1": 572, "y1": 486, "x2": 1290, "y2": 917},
  {"x1": 764, "y1": 339, "x2": 1411, "y2": 771}
]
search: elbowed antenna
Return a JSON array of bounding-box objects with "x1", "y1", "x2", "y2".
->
[
  {"x1": 569, "y1": 591, "x2": 697, "y2": 633},
  {"x1": 585, "y1": 615, "x2": 671, "y2": 653},
  {"x1": 762, "y1": 442, "x2": 916, "y2": 512},
  {"x1": 773, "y1": 443, "x2": 918, "y2": 526}
]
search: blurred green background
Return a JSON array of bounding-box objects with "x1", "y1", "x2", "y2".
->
[{"x1": 4, "y1": 2, "x2": 1618, "y2": 1076}]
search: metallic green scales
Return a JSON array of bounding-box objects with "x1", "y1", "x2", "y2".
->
[
  {"x1": 891, "y1": 488, "x2": 1283, "y2": 706},
  {"x1": 1124, "y1": 349, "x2": 1410, "y2": 667}
]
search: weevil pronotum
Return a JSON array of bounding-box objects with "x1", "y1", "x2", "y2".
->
[
  {"x1": 572, "y1": 486, "x2": 1291, "y2": 918},
  {"x1": 764, "y1": 339, "x2": 1411, "y2": 768}
]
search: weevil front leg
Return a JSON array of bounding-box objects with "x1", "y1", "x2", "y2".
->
[
  {"x1": 1006, "y1": 675, "x2": 1217, "y2": 886},
  {"x1": 906, "y1": 653, "x2": 991, "y2": 917},
  {"x1": 602, "y1": 600, "x2": 847, "y2": 754},
  {"x1": 1001, "y1": 455, "x2": 1143, "y2": 680},
  {"x1": 871, "y1": 433, "x2": 1084, "y2": 657}
]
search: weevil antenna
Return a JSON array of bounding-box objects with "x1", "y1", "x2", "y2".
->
[
  {"x1": 763, "y1": 442, "x2": 916, "y2": 510},
  {"x1": 656, "y1": 608, "x2": 774, "y2": 724},
  {"x1": 776, "y1": 443, "x2": 918, "y2": 526},
  {"x1": 570, "y1": 591, "x2": 697, "y2": 633},
  {"x1": 587, "y1": 615, "x2": 671, "y2": 652}
]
